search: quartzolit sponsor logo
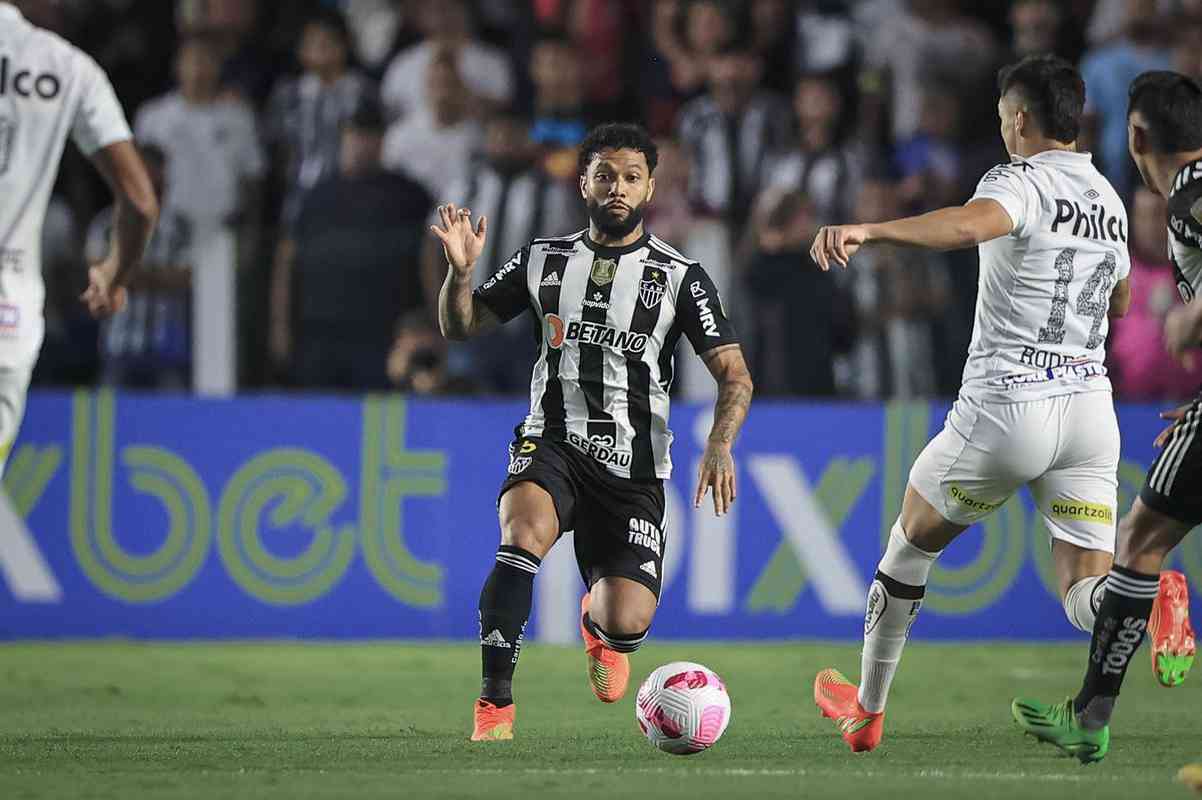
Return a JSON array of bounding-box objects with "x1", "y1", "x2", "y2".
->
[
  {"x1": 1050, "y1": 499, "x2": 1114, "y2": 524},
  {"x1": 948, "y1": 485, "x2": 999, "y2": 514},
  {"x1": 543, "y1": 314, "x2": 648, "y2": 354},
  {"x1": 566, "y1": 430, "x2": 632, "y2": 469}
]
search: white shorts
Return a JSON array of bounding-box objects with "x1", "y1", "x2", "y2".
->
[
  {"x1": 909, "y1": 391, "x2": 1119, "y2": 553},
  {"x1": 0, "y1": 365, "x2": 31, "y2": 475}
]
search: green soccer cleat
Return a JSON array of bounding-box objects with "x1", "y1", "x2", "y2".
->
[{"x1": 1011, "y1": 697, "x2": 1109, "y2": 764}]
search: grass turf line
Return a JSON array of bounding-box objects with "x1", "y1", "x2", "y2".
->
[{"x1": 0, "y1": 642, "x2": 1197, "y2": 799}]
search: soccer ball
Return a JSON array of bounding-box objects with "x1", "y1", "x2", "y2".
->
[{"x1": 635, "y1": 661, "x2": 731, "y2": 755}]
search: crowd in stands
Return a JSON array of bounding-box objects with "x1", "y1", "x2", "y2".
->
[{"x1": 32, "y1": 0, "x2": 1202, "y2": 401}]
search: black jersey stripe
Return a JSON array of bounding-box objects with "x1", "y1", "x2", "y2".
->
[
  {"x1": 538, "y1": 253, "x2": 570, "y2": 438},
  {"x1": 579, "y1": 254, "x2": 617, "y2": 440},
  {"x1": 628, "y1": 256, "x2": 670, "y2": 477}
]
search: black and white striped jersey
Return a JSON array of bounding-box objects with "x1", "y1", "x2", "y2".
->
[
  {"x1": 1168, "y1": 157, "x2": 1202, "y2": 304},
  {"x1": 474, "y1": 229, "x2": 738, "y2": 481}
]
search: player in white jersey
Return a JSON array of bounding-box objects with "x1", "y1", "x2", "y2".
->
[
  {"x1": 0, "y1": 1, "x2": 157, "y2": 471},
  {"x1": 1014, "y1": 70, "x2": 1202, "y2": 764},
  {"x1": 807, "y1": 55, "x2": 1160, "y2": 753}
]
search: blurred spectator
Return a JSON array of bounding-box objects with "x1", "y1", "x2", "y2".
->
[
  {"x1": 32, "y1": 195, "x2": 95, "y2": 386},
  {"x1": 744, "y1": 190, "x2": 847, "y2": 395},
  {"x1": 85, "y1": 145, "x2": 194, "y2": 390},
  {"x1": 861, "y1": 0, "x2": 997, "y2": 144},
  {"x1": 1173, "y1": 18, "x2": 1202, "y2": 81},
  {"x1": 894, "y1": 87, "x2": 964, "y2": 212},
  {"x1": 762, "y1": 71, "x2": 860, "y2": 225},
  {"x1": 379, "y1": 0, "x2": 513, "y2": 122},
  {"x1": 795, "y1": 0, "x2": 857, "y2": 74},
  {"x1": 343, "y1": 0, "x2": 417, "y2": 75},
  {"x1": 677, "y1": 41, "x2": 792, "y2": 226},
  {"x1": 381, "y1": 47, "x2": 484, "y2": 198},
  {"x1": 135, "y1": 35, "x2": 266, "y2": 244},
  {"x1": 1080, "y1": 0, "x2": 1172, "y2": 196},
  {"x1": 419, "y1": 115, "x2": 584, "y2": 393},
  {"x1": 1110, "y1": 188, "x2": 1202, "y2": 399},
  {"x1": 644, "y1": 0, "x2": 743, "y2": 133},
  {"x1": 748, "y1": 0, "x2": 796, "y2": 93},
  {"x1": 842, "y1": 174, "x2": 950, "y2": 398},
  {"x1": 270, "y1": 101, "x2": 431, "y2": 391},
  {"x1": 643, "y1": 139, "x2": 696, "y2": 246},
  {"x1": 1008, "y1": 0, "x2": 1062, "y2": 59},
  {"x1": 529, "y1": 31, "x2": 589, "y2": 153},
  {"x1": 265, "y1": 8, "x2": 376, "y2": 227},
  {"x1": 532, "y1": 0, "x2": 640, "y2": 118}
]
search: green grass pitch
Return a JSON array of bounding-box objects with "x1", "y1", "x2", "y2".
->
[{"x1": 0, "y1": 641, "x2": 1198, "y2": 799}]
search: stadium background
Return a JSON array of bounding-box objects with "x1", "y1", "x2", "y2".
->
[{"x1": 4, "y1": 0, "x2": 1199, "y2": 641}]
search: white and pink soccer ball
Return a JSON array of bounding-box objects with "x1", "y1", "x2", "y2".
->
[{"x1": 635, "y1": 661, "x2": 731, "y2": 755}]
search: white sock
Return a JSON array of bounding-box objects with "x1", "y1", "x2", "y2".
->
[
  {"x1": 858, "y1": 520, "x2": 939, "y2": 714},
  {"x1": 1062, "y1": 574, "x2": 1107, "y2": 633}
]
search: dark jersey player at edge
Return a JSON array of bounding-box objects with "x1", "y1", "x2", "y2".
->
[{"x1": 430, "y1": 122, "x2": 754, "y2": 742}]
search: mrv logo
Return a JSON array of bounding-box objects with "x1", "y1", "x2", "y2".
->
[{"x1": 689, "y1": 281, "x2": 720, "y2": 337}]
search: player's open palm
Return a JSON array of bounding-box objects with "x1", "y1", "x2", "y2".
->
[
  {"x1": 429, "y1": 203, "x2": 487, "y2": 276},
  {"x1": 810, "y1": 224, "x2": 869, "y2": 271}
]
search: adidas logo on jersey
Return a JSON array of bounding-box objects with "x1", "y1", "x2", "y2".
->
[
  {"x1": 639, "y1": 561, "x2": 657, "y2": 579},
  {"x1": 481, "y1": 629, "x2": 512, "y2": 648},
  {"x1": 541, "y1": 271, "x2": 561, "y2": 287}
]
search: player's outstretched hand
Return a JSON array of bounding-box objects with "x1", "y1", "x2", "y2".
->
[
  {"x1": 79, "y1": 264, "x2": 127, "y2": 319},
  {"x1": 429, "y1": 203, "x2": 486, "y2": 275},
  {"x1": 809, "y1": 224, "x2": 869, "y2": 271},
  {"x1": 695, "y1": 441, "x2": 736, "y2": 517},
  {"x1": 1165, "y1": 304, "x2": 1202, "y2": 371},
  {"x1": 1154, "y1": 403, "x2": 1192, "y2": 448}
]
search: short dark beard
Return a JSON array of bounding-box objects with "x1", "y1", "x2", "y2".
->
[{"x1": 586, "y1": 197, "x2": 646, "y2": 239}]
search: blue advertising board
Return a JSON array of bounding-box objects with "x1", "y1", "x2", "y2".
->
[{"x1": 0, "y1": 390, "x2": 1196, "y2": 641}]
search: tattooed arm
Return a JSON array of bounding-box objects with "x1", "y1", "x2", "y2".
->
[{"x1": 694, "y1": 344, "x2": 754, "y2": 516}]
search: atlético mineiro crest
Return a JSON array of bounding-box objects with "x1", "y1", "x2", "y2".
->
[
  {"x1": 639, "y1": 269, "x2": 666, "y2": 309},
  {"x1": 590, "y1": 257, "x2": 617, "y2": 286}
]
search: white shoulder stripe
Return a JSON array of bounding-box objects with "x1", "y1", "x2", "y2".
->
[{"x1": 648, "y1": 235, "x2": 699, "y2": 266}]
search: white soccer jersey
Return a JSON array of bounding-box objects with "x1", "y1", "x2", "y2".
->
[
  {"x1": 0, "y1": 3, "x2": 132, "y2": 368},
  {"x1": 962, "y1": 149, "x2": 1130, "y2": 402}
]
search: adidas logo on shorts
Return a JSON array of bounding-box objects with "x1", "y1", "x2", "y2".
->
[
  {"x1": 639, "y1": 561, "x2": 657, "y2": 579},
  {"x1": 481, "y1": 629, "x2": 511, "y2": 648},
  {"x1": 540, "y1": 271, "x2": 561, "y2": 287}
]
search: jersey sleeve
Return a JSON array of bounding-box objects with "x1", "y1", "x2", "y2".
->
[
  {"x1": 970, "y1": 163, "x2": 1032, "y2": 237},
  {"x1": 71, "y1": 55, "x2": 133, "y2": 156},
  {"x1": 676, "y1": 262, "x2": 739, "y2": 355},
  {"x1": 472, "y1": 246, "x2": 531, "y2": 323}
]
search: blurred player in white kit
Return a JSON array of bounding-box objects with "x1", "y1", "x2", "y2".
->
[{"x1": 0, "y1": 0, "x2": 157, "y2": 471}]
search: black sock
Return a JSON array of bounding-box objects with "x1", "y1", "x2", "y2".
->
[
  {"x1": 1073, "y1": 565, "x2": 1159, "y2": 722},
  {"x1": 582, "y1": 612, "x2": 648, "y2": 654},
  {"x1": 478, "y1": 546, "x2": 541, "y2": 706}
]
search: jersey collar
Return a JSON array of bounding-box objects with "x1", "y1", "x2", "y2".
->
[
  {"x1": 1170, "y1": 157, "x2": 1202, "y2": 199},
  {"x1": 581, "y1": 229, "x2": 651, "y2": 258},
  {"x1": 1018, "y1": 149, "x2": 1093, "y2": 168}
]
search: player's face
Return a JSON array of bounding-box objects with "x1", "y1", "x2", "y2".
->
[
  {"x1": 581, "y1": 149, "x2": 655, "y2": 238},
  {"x1": 997, "y1": 94, "x2": 1019, "y2": 156},
  {"x1": 299, "y1": 24, "x2": 347, "y2": 75},
  {"x1": 1128, "y1": 111, "x2": 1159, "y2": 195}
]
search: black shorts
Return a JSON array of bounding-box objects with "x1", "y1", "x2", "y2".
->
[
  {"x1": 499, "y1": 436, "x2": 667, "y2": 598},
  {"x1": 1140, "y1": 395, "x2": 1202, "y2": 526}
]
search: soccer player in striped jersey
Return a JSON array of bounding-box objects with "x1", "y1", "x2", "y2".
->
[
  {"x1": 429, "y1": 123, "x2": 754, "y2": 741},
  {"x1": 1013, "y1": 70, "x2": 1202, "y2": 763}
]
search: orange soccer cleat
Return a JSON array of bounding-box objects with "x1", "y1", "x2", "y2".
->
[
  {"x1": 1149, "y1": 570, "x2": 1195, "y2": 688},
  {"x1": 814, "y1": 668, "x2": 885, "y2": 753},
  {"x1": 470, "y1": 698, "x2": 515, "y2": 741},
  {"x1": 580, "y1": 593, "x2": 630, "y2": 703}
]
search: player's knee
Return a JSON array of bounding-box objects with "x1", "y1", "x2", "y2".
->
[
  {"x1": 499, "y1": 516, "x2": 556, "y2": 558},
  {"x1": 600, "y1": 605, "x2": 654, "y2": 637}
]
